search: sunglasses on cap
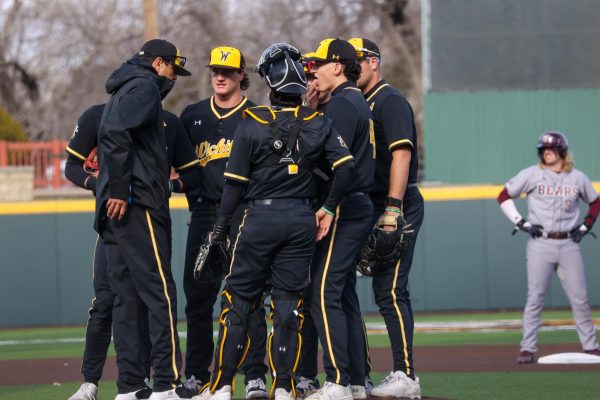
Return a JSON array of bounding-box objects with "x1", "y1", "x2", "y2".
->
[
  {"x1": 355, "y1": 47, "x2": 380, "y2": 58},
  {"x1": 145, "y1": 53, "x2": 187, "y2": 68},
  {"x1": 306, "y1": 59, "x2": 334, "y2": 72}
]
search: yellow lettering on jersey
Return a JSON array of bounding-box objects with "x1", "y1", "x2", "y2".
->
[
  {"x1": 197, "y1": 138, "x2": 233, "y2": 167},
  {"x1": 369, "y1": 119, "x2": 376, "y2": 159}
]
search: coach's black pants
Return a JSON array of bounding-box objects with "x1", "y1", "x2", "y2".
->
[
  {"x1": 183, "y1": 200, "x2": 268, "y2": 384},
  {"x1": 311, "y1": 193, "x2": 373, "y2": 387},
  {"x1": 370, "y1": 187, "x2": 424, "y2": 378},
  {"x1": 81, "y1": 238, "x2": 151, "y2": 385},
  {"x1": 102, "y1": 204, "x2": 181, "y2": 393}
]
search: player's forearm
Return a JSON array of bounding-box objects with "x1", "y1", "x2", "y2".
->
[
  {"x1": 322, "y1": 160, "x2": 355, "y2": 213},
  {"x1": 498, "y1": 187, "x2": 523, "y2": 225},
  {"x1": 65, "y1": 155, "x2": 96, "y2": 191},
  {"x1": 388, "y1": 148, "x2": 411, "y2": 201},
  {"x1": 584, "y1": 197, "x2": 600, "y2": 228},
  {"x1": 173, "y1": 166, "x2": 201, "y2": 193},
  {"x1": 218, "y1": 180, "x2": 245, "y2": 218}
]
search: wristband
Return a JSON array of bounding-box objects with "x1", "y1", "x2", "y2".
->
[
  {"x1": 386, "y1": 197, "x2": 403, "y2": 208},
  {"x1": 321, "y1": 206, "x2": 335, "y2": 216},
  {"x1": 385, "y1": 207, "x2": 401, "y2": 213}
]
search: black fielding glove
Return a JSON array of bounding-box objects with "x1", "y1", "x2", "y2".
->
[{"x1": 513, "y1": 218, "x2": 543, "y2": 238}]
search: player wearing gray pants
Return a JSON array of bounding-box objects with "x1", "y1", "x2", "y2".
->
[{"x1": 497, "y1": 131, "x2": 600, "y2": 364}]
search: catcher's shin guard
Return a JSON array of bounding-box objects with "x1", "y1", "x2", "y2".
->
[
  {"x1": 210, "y1": 288, "x2": 253, "y2": 391},
  {"x1": 267, "y1": 289, "x2": 304, "y2": 396}
]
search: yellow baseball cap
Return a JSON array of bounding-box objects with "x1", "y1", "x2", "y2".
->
[
  {"x1": 312, "y1": 38, "x2": 357, "y2": 65},
  {"x1": 207, "y1": 46, "x2": 245, "y2": 70},
  {"x1": 348, "y1": 37, "x2": 381, "y2": 58}
]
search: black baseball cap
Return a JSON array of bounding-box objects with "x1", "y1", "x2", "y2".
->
[
  {"x1": 138, "y1": 39, "x2": 191, "y2": 76},
  {"x1": 311, "y1": 38, "x2": 357, "y2": 65},
  {"x1": 348, "y1": 37, "x2": 381, "y2": 59}
]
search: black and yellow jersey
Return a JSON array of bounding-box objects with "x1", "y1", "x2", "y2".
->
[
  {"x1": 180, "y1": 96, "x2": 255, "y2": 202},
  {"x1": 364, "y1": 80, "x2": 418, "y2": 194},
  {"x1": 325, "y1": 81, "x2": 374, "y2": 193},
  {"x1": 224, "y1": 106, "x2": 353, "y2": 200}
]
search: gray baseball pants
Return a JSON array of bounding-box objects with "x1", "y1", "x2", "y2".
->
[{"x1": 520, "y1": 237, "x2": 599, "y2": 353}]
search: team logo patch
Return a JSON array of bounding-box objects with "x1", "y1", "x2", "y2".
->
[
  {"x1": 197, "y1": 138, "x2": 233, "y2": 166},
  {"x1": 273, "y1": 140, "x2": 283, "y2": 150},
  {"x1": 220, "y1": 50, "x2": 231, "y2": 62},
  {"x1": 71, "y1": 124, "x2": 79, "y2": 139}
]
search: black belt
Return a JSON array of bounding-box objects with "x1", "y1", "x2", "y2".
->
[
  {"x1": 197, "y1": 197, "x2": 220, "y2": 206},
  {"x1": 251, "y1": 198, "x2": 311, "y2": 206},
  {"x1": 547, "y1": 232, "x2": 569, "y2": 240},
  {"x1": 346, "y1": 191, "x2": 366, "y2": 197}
]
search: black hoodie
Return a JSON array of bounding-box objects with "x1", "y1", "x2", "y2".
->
[{"x1": 95, "y1": 56, "x2": 170, "y2": 232}]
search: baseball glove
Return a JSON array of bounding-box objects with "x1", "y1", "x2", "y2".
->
[
  {"x1": 83, "y1": 147, "x2": 98, "y2": 175},
  {"x1": 193, "y1": 232, "x2": 232, "y2": 282},
  {"x1": 356, "y1": 213, "x2": 414, "y2": 276}
]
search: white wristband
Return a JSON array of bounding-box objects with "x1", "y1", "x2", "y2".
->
[{"x1": 500, "y1": 199, "x2": 523, "y2": 225}]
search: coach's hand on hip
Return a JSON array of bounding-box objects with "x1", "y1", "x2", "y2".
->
[{"x1": 107, "y1": 198, "x2": 128, "y2": 221}]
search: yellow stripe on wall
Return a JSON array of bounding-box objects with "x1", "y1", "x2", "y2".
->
[{"x1": 1, "y1": 183, "x2": 599, "y2": 215}]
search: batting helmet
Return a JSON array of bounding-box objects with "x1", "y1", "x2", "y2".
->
[
  {"x1": 255, "y1": 43, "x2": 307, "y2": 95},
  {"x1": 537, "y1": 131, "x2": 568, "y2": 160}
]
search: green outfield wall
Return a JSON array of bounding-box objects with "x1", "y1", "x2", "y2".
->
[
  {"x1": 1, "y1": 192, "x2": 599, "y2": 327},
  {"x1": 424, "y1": 88, "x2": 600, "y2": 184}
]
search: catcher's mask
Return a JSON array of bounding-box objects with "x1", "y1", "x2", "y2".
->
[{"x1": 255, "y1": 43, "x2": 307, "y2": 95}]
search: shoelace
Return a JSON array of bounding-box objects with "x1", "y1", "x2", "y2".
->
[
  {"x1": 184, "y1": 376, "x2": 202, "y2": 390},
  {"x1": 296, "y1": 378, "x2": 315, "y2": 390},
  {"x1": 247, "y1": 378, "x2": 266, "y2": 390}
]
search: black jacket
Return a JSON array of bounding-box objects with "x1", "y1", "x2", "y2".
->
[{"x1": 95, "y1": 56, "x2": 170, "y2": 232}]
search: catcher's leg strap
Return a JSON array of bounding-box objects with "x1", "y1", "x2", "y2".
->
[
  {"x1": 210, "y1": 288, "x2": 255, "y2": 391},
  {"x1": 268, "y1": 288, "x2": 304, "y2": 395}
]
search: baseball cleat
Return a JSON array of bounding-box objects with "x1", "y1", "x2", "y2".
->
[
  {"x1": 274, "y1": 388, "x2": 295, "y2": 400},
  {"x1": 68, "y1": 382, "x2": 98, "y2": 400},
  {"x1": 584, "y1": 348, "x2": 600, "y2": 357},
  {"x1": 245, "y1": 378, "x2": 268, "y2": 399},
  {"x1": 516, "y1": 350, "x2": 535, "y2": 364},
  {"x1": 191, "y1": 385, "x2": 231, "y2": 400},
  {"x1": 115, "y1": 387, "x2": 152, "y2": 400},
  {"x1": 371, "y1": 371, "x2": 421, "y2": 399},
  {"x1": 351, "y1": 385, "x2": 367, "y2": 399},
  {"x1": 296, "y1": 377, "x2": 320, "y2": 399},
  {"x1": 305, "y1": 381, "x2": 353, "y2": 400}
]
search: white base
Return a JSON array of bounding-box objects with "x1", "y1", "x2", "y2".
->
[{"x1": 537, "y1": 352, "x2": 600, "y2": 364}]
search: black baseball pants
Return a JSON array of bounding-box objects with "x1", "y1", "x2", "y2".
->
[
  {"x1": 370, "y1": 187, "x2": 424, "y2": 379},
  {"x1": 310, "y1": 193, "x2": 373, "y2": 387},
  {"x1": 102, "y1": 204, "x2": 181, "y2": 393}
]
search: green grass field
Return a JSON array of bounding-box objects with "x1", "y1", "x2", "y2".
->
[{"x1": 1, "y1": 310, "x2": 599, "y2": 400}]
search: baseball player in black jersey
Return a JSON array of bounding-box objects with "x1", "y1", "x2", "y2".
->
[
  {"x1": 196, "y1": 43, "x2": 355, "y2": 400},
  {"x1": 350, "y1": 37, "x2": 424, "y2": 400},
  {"x1": 95, "y1": 39, "x2": 193, "y2": 400},
  {"x1": 179, "y1": 46, "x2": 268, "y2": 399},
  {"x1": 298, "y1": 38, "x2": 374, "y2": 400},
  {"x1": 65, "y1": 100, "x2": 200, "y2": 400},
  {"x1": 301, "y1": 52, "x2": 330, "y2": 113}
]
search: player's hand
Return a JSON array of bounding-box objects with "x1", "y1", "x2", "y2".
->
[
  {"x1": 514, "y1": 218, "x2": 543, "y2": 238},
  {"x1": 315, "y1": 208, "x2": 334, "y2": 241},
  {"x1": 380, "y1": 209, "x2": 402, "y2": 232},
  {"x1": 570, "y1": 223, "x2": 593, "y2": 243},
  {"x1": 106, "y1": 198, "x2": 127, "y2": 221},
  {"x1": 306, "y1": 80, "x2": 320, "y2": 109}
]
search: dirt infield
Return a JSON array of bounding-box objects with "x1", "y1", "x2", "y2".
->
[{"x1": 1, "y1": 343, "x2": 599, "y2": 386}]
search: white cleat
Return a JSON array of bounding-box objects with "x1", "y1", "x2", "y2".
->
[
  {"x1": 371, "y1": 371, "x2": 421, "y2": 399},
  {"x1": 274, "y1": 388, "x2": 295, "y2": 400},
  {"x1": 351, "y1": 385, "x2": 367, "y2": 400},
  {"x1": 305, "y1": 381, "x2": 353, "y2": 400},
  {"x1": 68, "y1": 382, "x2": 98, "y2": 400},
  {"x1": 246, "y1": 378, "x2": 268, "y2": 399},
  {"x1": 191, "y1": 385, "x2": 232, "y2": 400}
]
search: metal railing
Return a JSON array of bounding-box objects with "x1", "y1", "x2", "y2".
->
[{"x1": 0, "y1": 140, "x2": 70, "y2": 188}]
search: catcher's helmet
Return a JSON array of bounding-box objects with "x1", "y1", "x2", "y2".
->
[
  {"x1": 255, "y1": 43, "x2": 307, "y2": 94},
  {"x1": 537, "y1": 131, "x2": 568, "y2": 160}
]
